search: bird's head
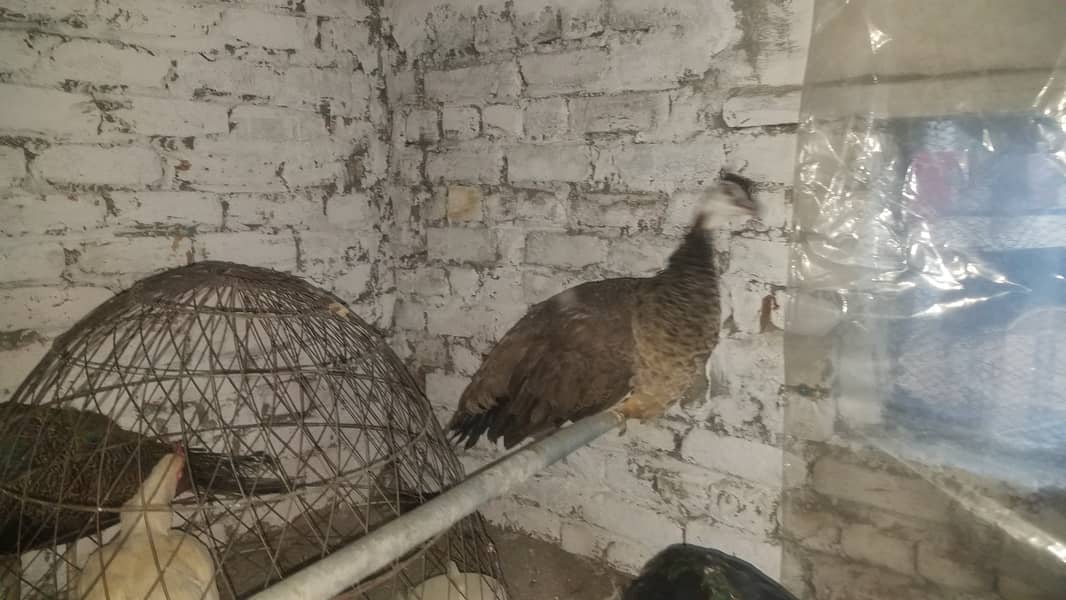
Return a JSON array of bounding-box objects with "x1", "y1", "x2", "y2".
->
[{"x1": 696, "y1": 172, "x2": 761, "y2": 229}]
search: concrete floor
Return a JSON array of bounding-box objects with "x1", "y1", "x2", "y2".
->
[{"x1": 486, "y1": 525, "x2": 633, "y2": 600}]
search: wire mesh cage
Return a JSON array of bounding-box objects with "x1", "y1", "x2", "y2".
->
[{"x1": 0, "y1": 261, "x2": 508, "y2": 600}]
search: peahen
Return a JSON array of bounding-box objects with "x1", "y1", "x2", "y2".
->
[
  {"x1": 624, "y1": 543, "x2": 799, "y2": 600},
  {"x1": 0, "y1": 402, "x2": 287, "y2": 555},
  {"x1": 448, "y1": 173, "x2": 762, "y2": 449}
]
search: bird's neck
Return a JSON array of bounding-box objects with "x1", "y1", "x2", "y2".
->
[
  {"x1": 658, "y1": 219, "x2": 718, "y2": 291},
  {"x1": 119, "y1": 501, "x2": 173, "y2": 536}
]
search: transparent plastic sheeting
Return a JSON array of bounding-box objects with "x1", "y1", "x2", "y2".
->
[{"x1": 785, "y1": 0, "x2": 1066, "y2": 581}]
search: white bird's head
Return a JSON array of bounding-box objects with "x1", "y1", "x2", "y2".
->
[{"x1": 696, "y1": 173, "x2": 761, "y2": 229}]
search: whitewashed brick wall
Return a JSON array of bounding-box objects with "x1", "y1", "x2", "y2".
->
[
  {"x1": 0, "y1": 0, "x2": 393, "y2": 399},
  {"x1": 6, "y1": 1, "x2": 1058, "y2": 599},
  {"x1": 381, "y1": 0, "x2": 806, "y2": 582}
]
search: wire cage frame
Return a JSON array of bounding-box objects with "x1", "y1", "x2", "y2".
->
[{"x1": 0, "y1": 260, "x2": 508, "y2": 600}]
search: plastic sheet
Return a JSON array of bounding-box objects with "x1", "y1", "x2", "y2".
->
[{"x1": 785, "y1": 0, "x2": 1066, "y2": 597}]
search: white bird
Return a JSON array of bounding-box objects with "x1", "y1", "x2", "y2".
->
[
  {"x1": 398, "y1": 560, "x2": 506, "y2": 600},
  {"x1": 75, "y1": 451, "x2": 219, "y2": 600}
]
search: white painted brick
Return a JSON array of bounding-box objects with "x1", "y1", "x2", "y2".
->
[
  {"x1": 603, "y1": 537, "x2": 658, "y2": 576},
  {"x1": 0, "y1": 147, "x2": 26, "y2": 188},
  {"x1": 685, "y1": 521, "x2": 782, "y2": 581},
  {"x1": 174, "y1": 58, "x2": 370, "y2": 117},
  {"x1": 480, "y1": 497, "x2": 563, "y2": 542},
  {"x1": 424, "y1": 370, "x2": 468, "y2": 411},
  {"x1": 511, "y1": 4, "x2": 559, "y2": 46},
  {"x1": 559, "y1": 521, "x2": 610, "y2": 559},
  {"x1": 229, "y1": 105, "x2": 329, "y2": 141},
  {"x1": 916, "y1": 541, "x2": 994, "y2": 591},
  {"x1": 812, "y1": 458, "x2": 951, "y2": 523},
  {"x1": 276, "y1": 67, "x2": 372, "y2": 118},
  {"x1": 0, "y1": 339, "x2": 50, "y2": 400},
  {"x1": 194, "y1": 231, "x2": 297, "y2": 269},
  {"x1": 392, "y1": 147, "x2": 424, "y2": 184},
  {"x1": 109, "y1": 191, "x2": 222, "y2": 230},
  {"x1": 0, "y1": 0, "x2": 94, "y2": 21},
  {"x1": 423, "y1": 7, "x2": 475, "y2": 60},
  {"x1": 740, "y1": 0, "x2": 812, "y2": 87},
  {"x1": 595, "y1": 138, "x2": 726, "y2": 193},
  {"x1": 77, "y1": 236, "x2": 193, "y2": 276},
  {"x1": 681, "y1": 429, "x2": 783, "y2": 487},
  {"x1": 168, "y1": 139, "x2": 349, "y2": 192},
  {"x1": 0, "y1": 239, "x2": 67, "y2": 284},
  {"x1": 425, "y1": 62, "x2": 522, "y2": 104},
  {"x1": 560, "y1": 0, "x2": 603, "y2": 40},
  {"x1": 395, "y1": 267, "x2": 450, "y2": 297},
  {"x1": 0, "y1": 84, "x2": 100, "y2": 138},
  {"x1": 33, "y1": 145, "x2": 163, "y2": 187},
  {"x1": 570, "y1": 93, "x2": 668, "y2": 134},
  {"x1": 220, "y1": 8, "x2": 313, "y2": 50},
  {"x1": 393, "y1": 299, "x2": 428, "y2": 332},
  {"x1": 94, "y1": 0, "x2": 223, "y2": 48},
  {"x1": 482, "y1": 104, "x2": 523, "y2": 138},
  {"x1": 726, "y1": 237, "x2": 790, "y2": 286},
  {"x1": 326, "y1": 263, "x2": 373, "y2": 299},
  {"x1": 325, "y1": 19, "x2": 375, "y2": 65},
  {"x1": 841, "y1": 524, "x2": 916, "y2": 575},
  {"x1": 446, "y1": 340, "x2": 478, "y2": 376},
  {"x1": 521, "y1": 269, "x2": 591, "y2": 303},
  {"x1": 404, "y1": 109, "x2": 440, "y2": 144},
  {"x1": 326, "y1": 193, "x2": 377, "y2": 229},
  {"x1": 474, "y1": 10, "x2": 516, "y2": 53},
  {"x1": 104, "y1": 96, "x2": 229, "y2": 137},
  {"x1": 581, "y1": 492, "x2": 682, "y2": 549},
  {"x1": 301, "y1": 0, "x2": 372, "y2": 20},
  {"x1": 705, "y1": 336, "x2": 785, "y2": 436},
  {"x1": 49, "y1": 39, "x2": 170, "y2": 88},
  {"x1": 224, "y1": 193, "x2": 324, "y2": 229},
  {"x1": 601, "y1": 27, "x2": 732, "y2": 94},
  {"x1": 606, "y1": 234, "x2": 675, "y2": 275},
  {"x1": 486, "y1": 186, "x2": 569, "y2": 226},
  {"x1": 0, "y1": 286, "x2": 113, "y2": 332},
  {"x1": 523, "y1": 98, "x2": 568, "y2": 142},
  {"x1": 525, "y1": 232, "x2": 606, "y2": 268},
  {"x1": 638, "y1": 87, "x2": 702, "y2": 143},
  {"x1": 442, "y1": 106, "x2": 480, "y2": 140},
  {"x1": 386, "y1": 69, "x2": 417, "y2": 106},
  {"x1": 426, "y1": 227, "x2": 495, "y2": 264},
  {"x1": 0, "y1": 192, "x2": 107, "y2": 235},
  {"x1": 724, "y1": 132, "x2": 798, "y2": 186},
  {"x1": 507, "y1": 144, "x2": 591, "y2": 184},
  {"x1": 449, "y1": 267, "x2": 523, "y2": 305},
  {"x1": 609, "y1": 0, "x2": 731, "y2": 32},
  {"x1": 703, "y1": 478, "x2": 780, "y2": 536},
  {"x1": 426, "y1": 302, "x2": 526, "y2": 341},
  {"x1": 426, "y1": 142, "x2": 503, "y2": 184},
  {"x1": 520, "y1": 49, "x2": 610, "y2": 98},
  {"x1": 0, "y1": 31, "x2": 54, "y2": 73},
  {"x1": 723, "y1": 88, "x2": 803, "y2": 128},
  {"x1": 573, "y1": 193, "x2": 662, "y2": 230}
]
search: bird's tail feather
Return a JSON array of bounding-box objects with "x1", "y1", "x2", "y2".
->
[{"x1": 185, "y1": 448, "x2": 289, "y2": 496}]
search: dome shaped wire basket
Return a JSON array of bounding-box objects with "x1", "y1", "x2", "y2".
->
[{"x1": 0, "y1": 261, "x2": 508, "y2": 599}]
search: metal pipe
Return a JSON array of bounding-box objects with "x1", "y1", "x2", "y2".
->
[{"x1": 248, "y1": 410, "x2": 626, "y2": 600}]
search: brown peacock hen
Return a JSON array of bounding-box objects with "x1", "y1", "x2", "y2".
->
[
  {"x1": 0, "y1": 402, "x2": 287, "y2": 555},
  {"x1": 448, "y1": 173, "x2": 761, "y2": 449}
]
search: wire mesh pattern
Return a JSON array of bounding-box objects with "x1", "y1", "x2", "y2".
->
[{"x1": 0, "y1": 261, "x2": 507, "y2": 599}]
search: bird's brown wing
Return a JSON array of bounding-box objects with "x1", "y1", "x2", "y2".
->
[{"x1": 448, "y1": 278, "x2": 642, "y2": 449}]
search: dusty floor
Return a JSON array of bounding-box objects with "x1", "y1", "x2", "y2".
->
[{"x1": 485, "y1": 525, "x2": 632, "y2": 600}]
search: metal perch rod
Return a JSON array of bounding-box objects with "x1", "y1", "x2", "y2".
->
[{"x1": 248, "y1": 410, "x2": 626, "y2": 600}]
